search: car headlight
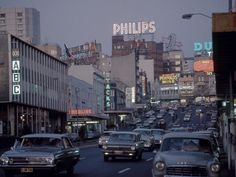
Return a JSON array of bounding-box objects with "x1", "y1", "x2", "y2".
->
[
  {"x1": 45, "y1": 157, "x2": 54, "y2": 164},
  {"x1": 0, "y1": 155, "x2": 9, "y2": 165},
  {"x1": 211, "y1": 163, "x2": 220, "y2": 173},
  {"x1": 131, "y1": 146, "x2": 136, "y2": 151},
  {"x1": 155, "y1": 161, "x2": 165, "y2": 171}
]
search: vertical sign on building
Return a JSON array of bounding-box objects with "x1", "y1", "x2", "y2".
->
[
  {"x1": 12, "y1": 49, "x2": 21, "y2": 95},
  {"x1": 105, "y1": 76, "x2": 111, "y2": 110}
]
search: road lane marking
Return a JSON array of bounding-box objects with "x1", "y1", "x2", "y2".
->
[
  {"x1": 80, "y1": 157, "x2": 86, "y2": 160},
  {"x1": 146, "y1": 157, "x2": 153, "y2": 161},
  {"x1": 118, "y1": 168, "x2": 131, "y2": 174}
]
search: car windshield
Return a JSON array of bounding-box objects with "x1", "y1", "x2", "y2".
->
[
  {"x1": 18, "y1": 137, "x2": 63, "y2": 148},
  {"x1": 161, "y1": 138, "x2": 212, "y2": 153},
  {"x1": 109, "y1": 134, "x2": 135, "y2": 142}
]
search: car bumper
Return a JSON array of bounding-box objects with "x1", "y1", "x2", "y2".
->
[
  {"x1": 103, "y1": 150, "x2": 137, "y2": 157},
  {"x1": 0, "y1": 165, "x2": 57, "y2": 175}
]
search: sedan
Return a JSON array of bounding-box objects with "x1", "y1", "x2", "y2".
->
[
  {"x1": 0, "y1": 133, "x2": 80, "y2": 177},
  {"x1": 102, "y1": 131, "x2": 144, "y2": 161},
  {"x1": 152, "y1": 132, "x2": 221, "y2": 177}
]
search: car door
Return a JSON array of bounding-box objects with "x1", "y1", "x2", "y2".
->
[{"x1": 62, "y1": 137, "x2": 80, "y2": 168}]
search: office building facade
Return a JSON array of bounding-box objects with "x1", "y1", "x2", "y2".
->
[
  {"x1": 0, "y1": 7, "x2": 40, "y2": 45},
  {"x1": 0, "y1": 34, "x2": 67, "y2": 136}
]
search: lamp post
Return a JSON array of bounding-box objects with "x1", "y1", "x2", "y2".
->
[{"x1": 182, "y1": 13, "x2": 212, "y2": 19}]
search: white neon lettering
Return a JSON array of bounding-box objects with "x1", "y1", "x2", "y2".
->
[{"x1": 113, "y1": 21, "x2": 156, "y2": 35}]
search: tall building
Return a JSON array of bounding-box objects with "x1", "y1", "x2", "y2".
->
[
  {"x1": 162, "y1": 50, "x2": 183, "y2": 74},
  {"x1": 0, "y1": 34, "x2": 67, "y2": 136},
  {"x1": 112, "y1": 35, "x2": 163, "y2": 80},
  {"x1": 0, "y1": 7, "x2": 40, "y2": 45}
]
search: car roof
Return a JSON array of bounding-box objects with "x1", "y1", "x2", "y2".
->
[
  {"x1": 133, "y1": 128, "x2": 152, "y2": 131},
  {"x1": 21, "y1": 133, "x2": 67, "y2": 139},
  {"x1": 111, "y1": 131, "x2": 140, "y2": 136},
  {"x1": 163, "y1": 132, "x2": 211, "y2": 140}
]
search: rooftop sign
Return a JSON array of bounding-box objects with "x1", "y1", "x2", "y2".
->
[{"x1": 113, "y1": 21, "x2": 156, "y2": 35}]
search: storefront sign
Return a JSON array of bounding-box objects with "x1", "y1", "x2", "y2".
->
[
  {"x1": 113, "y1": 21, "x2": 156, "y2": 35},
  {"x1": 12, "y1": 49, "x2": 21, "y2": 95},
  {"x1": 68, "y1": 108, "x2": 93, "y2": 116}
]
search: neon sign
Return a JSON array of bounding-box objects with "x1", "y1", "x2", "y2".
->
[
  {"x1": 194, "y1": 42, "x2": 212, "y2": 56},
  {"x1": 113, "y1": 21, "x2": 156, "y2": 35}
]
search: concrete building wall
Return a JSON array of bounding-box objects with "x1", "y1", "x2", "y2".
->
[{"x1": 111, "y1": 52, "x2": 136, "y2": 87}]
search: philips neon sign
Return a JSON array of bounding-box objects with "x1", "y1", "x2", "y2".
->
[{"x1": 113, "y1": 21, "x2": 156, "y2": 35}]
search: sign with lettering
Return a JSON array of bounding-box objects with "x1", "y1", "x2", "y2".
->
[
  {"x1": 194, "y1": 42, "x2": 212, "y2": 56},
  {"x1": 105, "y1": 77, "x2": 111, "y2": 110},
  {"x1": 113, "y1": 21, "x2": 156, "y2": 35},
  {"x1": 159, "y1": 74, "x2": 179, "y2": 84},
  {"x1": 11, "y1": 49, "x2": 21, "y2": 95}
]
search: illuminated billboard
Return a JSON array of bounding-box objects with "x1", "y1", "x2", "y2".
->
[
  {"x1": 193, "y1": 59, "x2": 214, "y2": 72},
  {"x1": 159, "y1": 74, "x2": 178, "y2": 84},
  {"x1": 113, "y1": 21, "x2": 156, "y2": 35}
]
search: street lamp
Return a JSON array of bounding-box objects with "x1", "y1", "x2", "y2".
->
[{"x1": 182, "y1": 13, "x2": 212, "y2": 19}]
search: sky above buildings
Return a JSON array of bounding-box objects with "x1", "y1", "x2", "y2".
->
[{"x1": 0, "y1": 0, "x2": 229, "y2": 57}]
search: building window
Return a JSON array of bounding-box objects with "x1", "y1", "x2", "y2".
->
[
  {"x1": 17, "y1": 24, "x2": 23, "y2": 28},
  {"x1": 17, "y1": 12, "x2": 23, "y2": 17},
  {"x1": 0, "y1": 19, "x2": 5, "y2": 24},
  {"x1": 18, "y1": 30, "x2": 23, "y2": 35},
  {"x1": 0, "y1": 30, "x2": 6, "y2": 34},
  {"x1": 0, "y1": 13, "x2": 5, "y2": 18},
  {"x1": 17, "y1": 18, "x2": 23, "y2": 23}
]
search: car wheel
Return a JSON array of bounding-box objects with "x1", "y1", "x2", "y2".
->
[
  {"x1": 104, "y1": 156, "x2": 109, "y2": 161},
  {"x1": 138, "y1": 151, "x2": 143, "y2": 160},
  {"x1": 67, "y1": 166, "x2": 74, "y2": 176}
]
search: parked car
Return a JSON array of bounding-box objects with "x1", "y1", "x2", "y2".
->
[
  {"x1": 0, "y1": 133, "x2": 80, "y2": 176},
  {"x1": 150, "y1": 129, "x2": 165, "y2": 148},
  {"x1": 102, "y1": 131, "x2": 144, "y2": 161},
  {"x1": 133, "y1": 128, "x2": 155, "y2": 151},
  {"x1": 152, "y1": 132, "x2": 221, "y2": 177},
  {"x1": 98, "y1": 131, "x2": 115, "y2": 148}
]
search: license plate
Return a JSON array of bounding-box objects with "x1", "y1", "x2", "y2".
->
[
  {"x1": 21, "y1": 168, "x2": 33, "y2": 173},
  {"x1": 114, "y1": 150, "x2": 123, "y2": 154}
]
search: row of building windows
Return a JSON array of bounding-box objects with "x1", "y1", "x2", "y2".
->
[
  {"x1": 0, "y1": 12, "x2": 23, "y2": 18},
  {"x1": 10, "y1": 36, "x2": 67, "y2": 112}
]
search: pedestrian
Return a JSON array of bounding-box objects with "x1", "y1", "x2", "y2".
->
[{"x1": 79, "y1": 126, "x2": 86, "y2": 142}]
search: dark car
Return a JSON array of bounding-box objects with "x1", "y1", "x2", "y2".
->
[
  {"x1": 150, "y1": 129, "x2": 165, "y2": 148},
  {"x1": 152, "y1": 132, "x2": 221, "y2": 177},
  {"x1": 0, "y1": 133, "x2": 80, "y2": 177},
  {"x1": 102, "y1": 131, "x2": 144, "y2": 161}
]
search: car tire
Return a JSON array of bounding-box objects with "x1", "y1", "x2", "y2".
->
[
  {"x1": 104, "y1": 156, "x2": 109, "y2": 161},
  {"x1": 138, "y1": 151, "x2": 143, "y2": 161}
]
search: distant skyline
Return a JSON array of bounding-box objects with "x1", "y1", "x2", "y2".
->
[{"x1": 0, "y1": 0, "x2": 229, "y2": 57}]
